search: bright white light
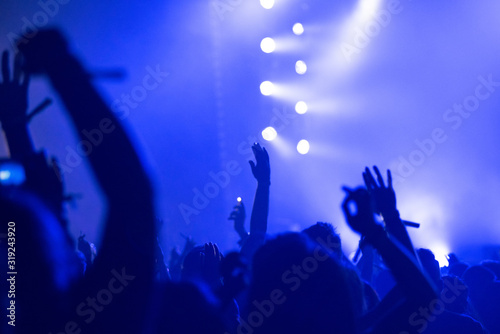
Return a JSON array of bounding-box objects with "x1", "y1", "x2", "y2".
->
[
  {"x1": 0, "y1": 163, "x2": 25, "y2": 185},
  {"x1": 237, "y1": 197, "x2": 242, "y2": 202},
  {"x1": 295, "y1": 60, "x2": 307, "y2": 75},
  {"x1": 297, "y1": 140, "x2": 310, "y2": 154},
  {"x1": 353, "y1": 0, "x2": 383, "y2": 22},
  {"x1": 0, "y1": 170, "x2": 11, "y2": 180},
  {"x1": 260, "y1": 0, "x2": 274, "y2": 9},
  {"x1": 295, "y1": 101, "x2": 308, "y2": 114},
  {"x1": 262, "y1": 127, "x2": 277, "y2": 141},
  {"x1": 293, "y1": 23, "x2": 304, "y2": 35},
  {"x1": 260, "y1": 81, "x2": 275, "y2": 96},
  {"x1": 430, "y1": 245, "x2": 450, "y2": 268},
  {"x1": 358, "y1": 0, "x2": 380, "y2": 16},
  {"x1": 260, "y1": 37, "x2": 276, "y2": 53}
]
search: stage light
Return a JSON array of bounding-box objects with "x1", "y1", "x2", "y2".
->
[
  {"x1": 260, "y1": 37, "x2": 276, "y2": 53},
  {"x1": 0, "y1": 162, "x2": 26, "y2": 186},
  {"x1": 430, "y1": 244, "x2": 450, "y2": 267},
  {"x1": 260, "y1": 81, "x2": 275, "y2": 96},
  {"x1": 0, "y1": 170, "x2": 11, "y2": 181},
  {"x1": 237, "y1": 197, "x2": 242, "y2": 202},
  {"x1": 262, "y1": 126, "x2": 277, "y2": 141},
  {"x1": 297, "y1": 139, "x2": 310, "y2": 154},
  {"x1": 295, "y1": 60, "x2": 307, "y2": 74},
  {"x1": 293, "y1": 23, "x2": 304, "y2": 35},
  {"x1": 260, "y1": 0, "x2": 274, "y2": 9},
  {"x1": 358, "y1": 0, "x2": 380, "y2": 17},
  {"x1": 295, "y1": 101, "x2": 308, "y2": 114}
]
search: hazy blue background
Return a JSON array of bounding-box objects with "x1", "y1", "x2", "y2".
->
[{"x1": 1, "y1": 0, "x2": 499, "y2": 265}]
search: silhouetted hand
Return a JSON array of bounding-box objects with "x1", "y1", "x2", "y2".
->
[
  {"x1": 0, "y1": 51, "x2": 29, "y2": 126},
  {"x1": 447, "y1": 253, "x2": 461, "y2": 267},
  {"x1": 78, "y1": 234, "x2": 92, "y2": 262},
  {"x1": 180, "y1": 234, "x2": 196, "y2": 256},
  {"x1": 228, "y1": 201, "x2": 248, "y2": 242},
  {"x1": 342, "y1": 186, "x2": 381, "y2": 237},
  {"x1": 249, "y1": 143, "x2": 270, "y2": 185},
  {"x1": 363, "y1": 166, "x2": 396, "y2": 215}
]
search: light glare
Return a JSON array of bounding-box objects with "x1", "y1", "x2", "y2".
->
[
  {"x1": 260, "y1": 0, "x2": 274, "y2": 9},
  {"x1": 297, "y1": 140, "x2": 310, "y2": 154},
  {"x1": 358, "y1": 0, "x2": 380, "y2": 16},
  {"x1": 295, "y1": 60, "x2": 307, "y2": 75},
  {"x1": 293, "y1": 23, "x2": 304, "y2": 35},
  {"x1": 260, "y1": 81, "x2": 275, "y2": 96},
  {"x1": 0, "y1": 170, "x2": 11, "y2": 180},
  {"x1": 295, "y1": 101, "x2": 308, "y2": 114},
  {"x1": 430, "y1": 245, "x2": 450, "y2": 267},
  {"x1": 262, "y1": 127, "x2": 278, "y2": 141},
  {"x1": 260, "y1": 37, "x2": 276, "y2": 53}
]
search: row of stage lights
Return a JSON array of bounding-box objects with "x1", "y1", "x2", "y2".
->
[
  {"x1": 258, "y1": 0, "x2": 310, "y2": 154},
  {"x1": 260, "y1": 0, "x2": 452, "y2": 267}
]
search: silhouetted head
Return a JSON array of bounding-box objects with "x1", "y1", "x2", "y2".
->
[
  {"x1": 417, "y1": 248, "x2": 442, "y2": 291},
  {"x1": 181, "y1": 243, "x2": 223, "y2": 291},
  {"x1": 462, "y1": 265, "x2": 500, "y2": 333},
  {"x1": 448, "y1": 262, "x2": 469, "y2": 278},
  {"x1": 480, "y1": 260, "x2": 500, "y2": 280},
  {"x1": 463, "y1": 265, "x2": 495, "y2": 292},
  {"x1": 0, "y1": 190, "x2": 80, "y2": 333},
  {"x1": 302, "y1": 224, "x2": 366, "y2": 315},
  {"x1": 302, "y1": 222, "x2": 342, "y2": 259},
  {"x1": 248, "y1": 232, "x2": 357, "y2": 334}
]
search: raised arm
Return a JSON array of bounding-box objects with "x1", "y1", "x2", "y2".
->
[
  {"x1": 18, "y1": 31, "x2": 152, "y2": 204},
  {"x1": 18, "y1": 30, "x2": 155, "y2": 249},
  {"x1": 342, "y1": 186, "x2": 437, "y2": 333},
  {"x1": 240, "y1": 143, "x2": 270, "y2": 262},
  {"x1": 0, "y1": 50, "x2": 34, "y2": 158},
  {"x1": 18, "y1": 29, "x2": 155, "y2": 332},
  {"x1": 0, "y1": 50, "x2": 71, "y2": 236},
  {"x1": 363, "y1": 166, "x2": 416, "y2": 257},
  {"x1": 248, "y1": 143, "x2": 270, "y2": 234},
  {"x1": 228, "y1": 199, "x2": 249, "y2": 246}
]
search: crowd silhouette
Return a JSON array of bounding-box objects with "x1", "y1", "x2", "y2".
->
[{"x1": 0, "y1": 29, "x2": 499, "y2": 334}]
